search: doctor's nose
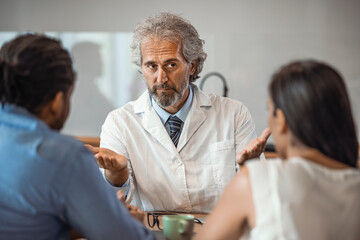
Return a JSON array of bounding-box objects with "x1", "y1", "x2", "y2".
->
[{"x1": 156, "y1": 68, "x2": 168, "y2": 84}]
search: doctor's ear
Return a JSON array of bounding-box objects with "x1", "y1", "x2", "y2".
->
[{"x1": 190, "y1": 61, "x2": 197, "y2": 75}]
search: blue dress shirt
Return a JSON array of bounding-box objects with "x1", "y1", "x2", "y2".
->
[
  {"x1": 151, "y1": 84, "x2": 194, "y2": 134},
  {"x1": 0, "y1": 104, "x2": 154, "y2": 240}
]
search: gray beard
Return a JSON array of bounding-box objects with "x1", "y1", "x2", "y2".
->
[
  {"x1": 149, "y1": 80, "x2": 189, "y2": 108},
  {"x1": 152, "y1": 91, "x2": 181, "y2": 108}
]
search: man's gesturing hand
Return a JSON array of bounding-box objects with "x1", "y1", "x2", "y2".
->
[
  {"x1": 86, "y1": 144, "x2": 128, "y2": 186},
  {"x1": 86, "y1": 144, "x2": 127, "y2": 171},
  {"x1": 117, "y1": 190, "x2": 145, "y2": 224},
  {"x1": 236, "y1": 128, "x2": 271, "y2": 165}
]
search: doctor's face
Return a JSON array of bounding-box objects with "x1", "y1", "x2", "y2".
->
[{"x1": 141, "y1": 36, "x2": 195, "y2": 112}]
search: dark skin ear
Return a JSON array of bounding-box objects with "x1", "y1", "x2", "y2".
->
[
  {"x1": 37, "y1": 91, "x2": 65, "y2": 129},
  {"x1": 50, "y1": 91, "x2": 65, "y2": 119}
]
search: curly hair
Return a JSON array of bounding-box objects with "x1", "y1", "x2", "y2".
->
[
  {"x1": 131, "y1": 12, "x2": 207, "y2": 82},
  {"x1": 0, "y1": 33, "x2": 75, "y2": 115}
]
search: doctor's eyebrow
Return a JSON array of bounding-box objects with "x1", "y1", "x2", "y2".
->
[
  {"x1": 143, "y1": 58, "x2": 180, "y2": 66},
  {"x1": 163, "y1": 58, "x2": 180, "y2": 63},
  {"x1": 143, "y1": 61, "x2": 156, "y2": 66}
]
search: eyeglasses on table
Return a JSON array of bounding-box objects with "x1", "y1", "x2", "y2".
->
[{"x1": 147, "y1": 212, "x2": 203, "y2": 231}]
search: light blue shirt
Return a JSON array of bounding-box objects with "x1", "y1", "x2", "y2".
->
[
  {"x1": 151, "y1": 84, "x2": 194, "y2": 133},
  {"x1": 0, "y1": 104, "x2": 154, "y2": 240}
]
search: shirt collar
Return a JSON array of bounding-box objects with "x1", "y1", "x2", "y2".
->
[
  {"x1": 0, "y1": 103, "x2": 49, "y2": 131},
  {"x1": 151, "y1": 84, "x2": 193, "y2": 125}
]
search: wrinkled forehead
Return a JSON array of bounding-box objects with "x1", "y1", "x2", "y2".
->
[
  {"x1": 140, "y1": 35, "x2": 186, "y2": 63},
  {"x1": 140, "y1": 34, "x2": 181, "y2": 51}
]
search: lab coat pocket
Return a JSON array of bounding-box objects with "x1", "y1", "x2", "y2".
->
[
  {"x1": 209, "y1": 140, "x2": 236, "y2": 187},
  {"x1": 209, "y1": 140, "x2": 234, "y2": 152}
]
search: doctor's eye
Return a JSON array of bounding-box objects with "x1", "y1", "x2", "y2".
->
[
  {"x1": 164, "y1": 63, "x2": 178, "y2": 71},
  {"x1": 165, "y1": 62, "x2": 177, "y2": 69},
  {"x1": 144, "y1": 62, "x2": 157, "y2": 70}
]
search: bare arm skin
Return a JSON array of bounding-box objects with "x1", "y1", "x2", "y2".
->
[{"x1": 195, "y1": 166, "x2": 255, "y2": 240}]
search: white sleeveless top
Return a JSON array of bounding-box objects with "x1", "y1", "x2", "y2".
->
[{"x1": 244, "y1": 157, "x2": 360, "y2": 240}]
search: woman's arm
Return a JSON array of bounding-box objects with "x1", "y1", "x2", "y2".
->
[{"x1": 195, "y1": 166, "x2": 255, "y2": 240}]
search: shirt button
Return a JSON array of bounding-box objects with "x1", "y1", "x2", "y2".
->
[{"x1": 175, "y1": 159, "x2": 182, "y2": 165}]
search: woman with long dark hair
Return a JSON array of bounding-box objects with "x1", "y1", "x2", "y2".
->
[{"x1": 196, "y1": 60, "x2": 360, "y2": 240}]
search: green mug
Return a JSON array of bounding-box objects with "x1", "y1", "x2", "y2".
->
[{"x1": 163, "y1": 215, "x2": 194, "y2": 240}]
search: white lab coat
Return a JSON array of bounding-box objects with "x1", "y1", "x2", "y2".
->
[{"x1": 100, "y1": 85, "x2": 258, "y2": 213}]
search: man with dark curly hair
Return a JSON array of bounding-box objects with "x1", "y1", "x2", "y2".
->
[{"x1": 0, "y1": 33, "x2": 154, "y2": 240}]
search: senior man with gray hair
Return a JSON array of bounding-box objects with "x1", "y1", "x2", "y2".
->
[{"x1": 88, "y1": 12, "x2": 270, "y2": 213}]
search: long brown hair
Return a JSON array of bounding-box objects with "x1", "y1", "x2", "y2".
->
[{"x1": 269, "y1": 60, "x2": 358, "y2": 167}]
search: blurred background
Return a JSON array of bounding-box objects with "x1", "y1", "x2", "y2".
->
[{"x1": 1, "y1": 0, "x2": 359, "y2": 144}]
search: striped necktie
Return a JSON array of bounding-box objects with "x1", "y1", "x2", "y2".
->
[{"x1": 168, "y1": 116, "x2": 183, "y2": 147}]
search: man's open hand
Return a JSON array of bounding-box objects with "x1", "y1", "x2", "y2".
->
[
  {"x1": 236, "y1": 128, "x2": 271, "y2": 165},
  {"x1": 86, "y1": 145, "x2": 127, "y2": 171}
]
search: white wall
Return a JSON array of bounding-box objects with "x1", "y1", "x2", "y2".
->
[{"x1": 1, "y1": 0, "x2": 359, "y2": 140}]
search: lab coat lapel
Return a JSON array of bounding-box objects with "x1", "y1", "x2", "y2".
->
[
  {"x1": 177, "y1": 86, "x2": 212, "y2": 151},
  {"x1": 134, "y1": 91, "x2": 178, "y2": 155}
]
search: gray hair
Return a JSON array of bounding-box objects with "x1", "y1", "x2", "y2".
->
[{"x1": 131, "y1": 12, "x2": 207, "y2": 82}]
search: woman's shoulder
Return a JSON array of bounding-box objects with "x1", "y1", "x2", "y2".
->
[{"x1": 245, "y1": 158, "x2": 283, "y2": 176}]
